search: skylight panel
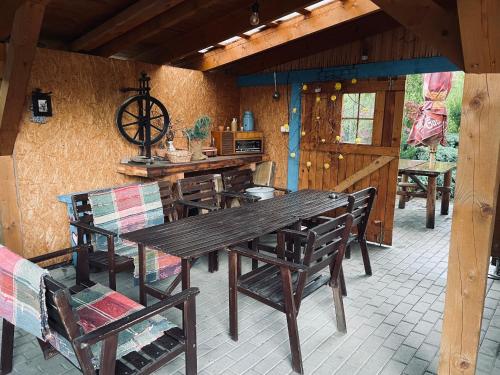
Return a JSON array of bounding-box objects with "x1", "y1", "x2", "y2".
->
[
  {"x1": 274, "y1": 12, "x2": 301, "y2": 22},
  {"x1": 305, "y1": 0, "x2": 335, "y2": 11},
  {"x1": 243, "y1": 25, "x2": 266, "y2": 36},
  {"x1": 198, "y1": 46, "x2": 214, "y2": 54},
  {"x1": 218, "y1": 36, "x2": 241, "y2": 46}
]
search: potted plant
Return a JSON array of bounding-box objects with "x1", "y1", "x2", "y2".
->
[{"x1": 184, "y1": 116, "x2": 212, "y2": 161}]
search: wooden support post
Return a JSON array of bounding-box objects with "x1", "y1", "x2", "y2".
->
[
  {"x1": 398, "y1": 174, "x2": 408, "y2": 209},
  {"x1": 439, "y1": 74, "x2": 500, "y2": 374},
  {"x1": 441, "y1": 170, "x2": 452, "y2": 215},
  {"x1": 0, "y1": 0, "x2": 48, "y2": 156},
  {"x1": 0, "y1": 156, "x2": 23, "y2": 253}
]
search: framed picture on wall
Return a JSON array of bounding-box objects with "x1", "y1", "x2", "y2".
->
[{"x1": 32, "y1": 89, "x2": 53, "y2": 117}]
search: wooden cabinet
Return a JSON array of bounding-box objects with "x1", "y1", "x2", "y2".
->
[{"x1": 212, "y1": 131, "x2": 264, "y2": 155}]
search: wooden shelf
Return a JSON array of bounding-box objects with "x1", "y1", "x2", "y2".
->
[{"x1": 117, "y1": 154, "x2": 265, "y2": 178}]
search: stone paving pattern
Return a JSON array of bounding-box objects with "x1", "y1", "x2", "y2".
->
[{"x1": 4, "y1": 200, "x2": 500, "y2": 374}]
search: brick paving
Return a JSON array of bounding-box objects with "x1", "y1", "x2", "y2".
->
[{"x1": 4, "y1": 200, "x2": 500, "y2": 374}]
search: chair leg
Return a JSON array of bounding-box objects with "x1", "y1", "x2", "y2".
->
[
  {"x1": 228, "y1": 251, "x2": 239, "y2": 341},
  {"x1": 184, "y1": 295, "x2": 197, "y2": 375},
  {"x1": 208, "y1": 251, "x2": 219, "y2": 273},
  {"x1": 345, "y1": 244, "x2": 351, "y2": 259},
  {"x1": 1, "y1": 319, "x2": 14, "y2": 375},
  {"x1": 359, "y1": 238, "x2": 372, "y2": 276},
  {"x1": 332, "y1": 278, "x2": 347, "y2": 332},
  {"x1": 107, "y1": 237, "x2": 116, "y2": 291},
  {"x1": 340, "y1": 266, "x2": 347, "y2": 297},
  {"x1": 280, "y1": 267, "x2": 303, "y2": 374}
]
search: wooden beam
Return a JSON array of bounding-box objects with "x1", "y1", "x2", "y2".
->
[
  {"x1": 70, "y1": 0, "x2": 184, "y2": 52},
  {"x1": 439, "y1": 74, "x2": 500, "y2": 374},
  {"x1": 184, "y1": 0, "x2": 380, "y2": 71},
  {"x1": 0, "y1": 156, "x2": 23, "y2": 254},
  {"x1": 0, "y1": 0, "x2": 48, "y2": 156},
  {"x1": 134, "y1": 0, "x2": 317, "y2": 64},
  {"x1": 334, "y1": 156, "x2": 395, "y2": 192},
  {"x1": 228, "y1": 12, "x2": 397, "y2": 75},
  {"x1": 93, "y1": 0, "x2": 221, "y2": 57},
  {"x1": 457, "y1": 0, "x2": 500, "y2": 73},
  {"x1": 371, "y1": 0, "x2": 464, "y2": 69},
  {"x1": 0, "y1": 0, "x2": 24, "y2": 41},
  {"x1": 0, "y1": 43, "x2": 5, "y2": 79}
]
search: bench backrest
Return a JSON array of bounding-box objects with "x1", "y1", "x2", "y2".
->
[
  {"x1": 221, "y1": 169, "x2": 254, "y2": 193},
  {"x1": 71, "y1": 181, "x2": 178, "y2": 227},
  {"x1": 176, "y1": 174, "x2": 219, "y2": 207}
]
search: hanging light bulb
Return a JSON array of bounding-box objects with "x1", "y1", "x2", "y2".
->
[{"x1": 250, "y1": 2, "x2": 260, "y2": 26}]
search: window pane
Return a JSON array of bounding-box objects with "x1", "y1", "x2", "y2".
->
[
  {"x1": 357, "y1": 119, "x2": 373, "y2": 144},
  {"x1": 341, "y1": 119, "x2": 357, "y2": 143},
  {"x1": 342, "y1": 93, "x2": 359, "y2": 118},
  {"x1": 359, "y1": 93, "x2": 375, "y2": 119}
]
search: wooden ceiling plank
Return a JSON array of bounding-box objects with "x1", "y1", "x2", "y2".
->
[
  {"x1": 457, "y1": 0, "x2": 500, "y2": 73},
  {"x1": 70, "y1": 0, "x2": 184, "y2": 52},
  {"x1": 371, "y1": 0, "x2": 464, "y2": 69},
  {"x1": 93, "y1": 0, "x2": 222, "y2": 58},
  {"x1": 134, "y1": 0, "x2": 318, "y2": 64},
  {"x1": 184, "y1": 0, "x2": 379, "y2": 72},
  {"x1": 0, "y1": 0, "x2": 49, "y2": 156}
]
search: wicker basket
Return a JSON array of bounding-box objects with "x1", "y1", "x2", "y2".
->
[{"x1": 165, "y1": 149, "x2": 192, "y2": 163}]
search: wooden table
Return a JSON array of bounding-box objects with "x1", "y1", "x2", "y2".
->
[
  {"x1": 397, "y1": 159, "x2": 456, "y2": 229},
  {"x1": 121, "y1": 190, "x2": 349, "y2": 305}
]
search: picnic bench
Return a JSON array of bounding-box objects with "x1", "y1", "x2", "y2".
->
[{"x1": 397, "y1": 159, "x2": 456, "y2": 228}]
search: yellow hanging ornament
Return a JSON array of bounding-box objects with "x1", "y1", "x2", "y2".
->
[
  {"x1": 292, "y1": 107, "x2": 297, "y2": 113},
  {"x1": 316, "y1": 96, "x2": 321, "y2": 103},
  {"x1": 290, "y1": 152, "x2": 296, "y2": 158},
  {"x1": 306, "y1": 161, "x2": 312, "y2": 168},
  {"x1": 324, "y1": 163, "x2": 330, "y2": 170},
  {"x1": 283, "y1": 123, "x2": 289, "y2": 131},
  {"x1": 355, "y1": 137, "x2": 361, "y2": 144},
  {"x1": 302, "y1": 84, "x2": 308, "y2": 91},
  {"x1": 335, "y1": 135, "x2": 341, "y2": 142},
  {"x1": 330, "y1": 95, "x2": 337, "y2": 101},
  {"x1": 301, "y1": 130, "x2": 306, "y2": 136},
  {"x1": 334, "y1": 82, "x2": 342, "y2": 91},
  {"x1": 321, "y1": 138, "x2": 326, "y2": 143},
  {"x1": 338, "y1": 154, "x2": 344, "y2": 160},
  {"x1": 316, "y1": 116, "x2": 320, "y2": 120},
  {"x1": 351, "y1": 78, "x2": 357, "y2": 84}
]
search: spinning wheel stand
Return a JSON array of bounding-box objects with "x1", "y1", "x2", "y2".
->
[{"x1": 116, "y1": 72, "x2": 170, "y2": 162}]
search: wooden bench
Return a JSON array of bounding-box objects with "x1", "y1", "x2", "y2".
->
[{"x1": 0, "y1": 245, "x2": 199, "y2": 375}]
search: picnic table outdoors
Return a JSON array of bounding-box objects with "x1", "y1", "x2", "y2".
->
[
  {"x1": 121, "y1": 189, "x2": 349, "y2": 305},
  {"x1": 397, "y1": 159, "x2": 456, "y2": 229}
]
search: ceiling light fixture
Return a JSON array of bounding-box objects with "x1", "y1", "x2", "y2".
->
[{"x1": 250, "y1": 2, "x2": 260, "y2": 26}]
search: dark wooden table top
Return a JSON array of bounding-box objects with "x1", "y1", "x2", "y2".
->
[
  {"x1": 398, "y1": 159, "x2": 456, "y2": 176},
  {"x1": 121, "y1": 189, "x2": 348, "y2": 259}
]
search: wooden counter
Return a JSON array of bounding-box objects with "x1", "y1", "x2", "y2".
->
[{"x1": 117, "y1": 154, "x2": 265, "y2": 179}]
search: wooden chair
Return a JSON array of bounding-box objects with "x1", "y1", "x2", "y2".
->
[
  {"x1": 71, "y1": 181, "x2": 181, "y2": 291},
  {"x1": 228, "y1": 213, "x2": 353, "y2": 374},
  {"x1": 0, "y1": 245, "x2": 199, "y2": 375},
  {"x1": 345, "y1": 187, "x2": 377, "y2": 276},
  {"x1": 176, "y1": 174, "x2": 223, "y2": 273},
  {"x1": 221, "y1": 168, "x2": 290, "y2": 207}
]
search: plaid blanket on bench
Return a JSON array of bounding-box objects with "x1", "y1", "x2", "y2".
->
[
  {"x1": 0, "y1": 245, "x2": 49, "y2": 339},
  {"x1": 46, "y1": 283, "x2": 176, "y2": 368},
  {"x1": 89, "y1": 182, "x2": 181, "y2": 284}
]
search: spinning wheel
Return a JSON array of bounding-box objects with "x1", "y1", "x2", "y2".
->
[{"x1": 116, "y1": 72, "x2": 170, "y2": 160}]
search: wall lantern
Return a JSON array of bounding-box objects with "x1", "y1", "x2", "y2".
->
[{"x1": 31, "y1": 89, "x2": 53, "y2": 117}]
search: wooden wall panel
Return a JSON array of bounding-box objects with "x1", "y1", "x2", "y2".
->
[
  {"x1": 11, "y1": 47, "x2": 239, "y2": 258},
  {"x1": 0, "y1": 156, "x2": 23, "y2": 253},
  {"x1": 263, "y1": 27, "x2": 440, "y2": 73},
  {"x1": 239, "y1": 85, "x2": 289, "y2": 188}
]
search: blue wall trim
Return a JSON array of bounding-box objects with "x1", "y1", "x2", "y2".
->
[
  {"x1": 287, "y1": 83, "x2": 302, "y2": 192},
  {"x1": 237, "y1": 57, "x2": 458, "y2": 87}
]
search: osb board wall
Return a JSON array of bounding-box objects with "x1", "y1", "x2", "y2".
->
[
  {"x1": 264, "y1": 27, "x2": 439, "y2": 72},
  {"x1": 13, "y1": 48, "x2": 239, "y2": 258},
  {"x1": 240, "y1": 85, "x2": 289, "y2": 187}
]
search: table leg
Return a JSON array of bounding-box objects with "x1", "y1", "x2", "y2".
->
[
  {"x1": 398, "y1": 174, "x2": 408, "y2": 209},
  {"x1": 138, "y1": 243, "x2": 147, "y2": 306},
  {"x1": 441, "y1": 171, "x2": 452, "y2": 215},
  {"x1": 426, "y1": 176, "x2": 437, "y2": 229},
  {"x1": 182, "y1": 258, "x2": 191, "y2": 290}
]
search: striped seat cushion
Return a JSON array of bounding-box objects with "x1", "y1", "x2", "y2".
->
[
  {"x1": 88, "y1": 183, "x2": 181, "y2": 283},
  {"x1": 46, "y1": 283, "x2": 176, "y2": 368}
]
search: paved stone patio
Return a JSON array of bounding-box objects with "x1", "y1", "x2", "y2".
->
[{"x1": 5, "y1": 200, "x2": 500, "y2": 374}]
